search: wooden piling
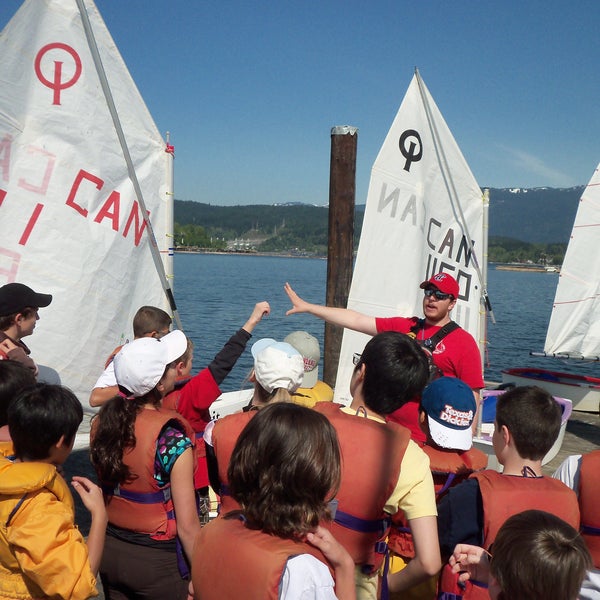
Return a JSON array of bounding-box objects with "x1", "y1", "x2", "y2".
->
[{"x1": 323, "y1": 126, "x2": 358, "y2": 387}]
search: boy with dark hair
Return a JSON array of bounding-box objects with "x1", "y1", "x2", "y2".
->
[
  {"x1": 449, "y1": 510, "x2": 591, "y2": 600},
  {"x1": 435, "y1": 386, "x2": 580, "y2": 599},
  {"x1": 0, "y1": 361, "x2": 37, "y2": 444},
  {"x1": 0, "y1": 384, "x2": 106, "y2": 600},
  {"x1": 0, "y1": 282, "x2": 52, "y2": 375},
  {"x1": 131, "y1": 305, "x2": 172, "y2": 339},
  {"x1": 313, "y1": 331, "x2": 441, "y2": 599}
]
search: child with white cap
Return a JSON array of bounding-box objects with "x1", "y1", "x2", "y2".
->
[
  {"x1": 284, "y1": 330, "x2": 334, "y2": 408},
  {"x1": 90, "y1": 330, "x2": 200, "y2": 600},
  {"x1": 204, "y1": 338, "x2": 304, "y2": 514}
]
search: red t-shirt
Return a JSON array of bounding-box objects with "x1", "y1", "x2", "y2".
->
[{"x1": 376, "y1": 316, "x2": 484, "y2": 442}]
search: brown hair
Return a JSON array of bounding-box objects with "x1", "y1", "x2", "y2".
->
[
  {"x1": 252, "y1": 383, "x2": 293, "y2": 405},
  {"x1": 132, "y1": 306, "x2": 172, "y2": 338},
  {"x1": 228, "y1": 403, "x2": 340, "y2": 539},
  {"x1": 90, "y1": 381, "x2": 163, "y2": 486},
  {"x1": 0, "y1": 307, "x2": 37, "y2": 331},
  {"x1": 495, "y1": 386, "x2": 561, "y2": 460},
  {"x1": 491, "y1": 510, "x2": 591, "y2": 600}
]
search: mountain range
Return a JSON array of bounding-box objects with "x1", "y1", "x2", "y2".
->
[{"x1": 174, "y1": 186, "x2": 585, "y2": 247}]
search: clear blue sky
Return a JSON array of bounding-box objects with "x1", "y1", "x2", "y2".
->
[{"x1": 2, "y1": 1, "x2": 599, "y2": 206}]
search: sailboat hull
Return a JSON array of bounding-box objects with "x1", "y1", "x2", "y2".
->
[{"x1": 501, "y1": 367, "x2": 600, "y2": 413}]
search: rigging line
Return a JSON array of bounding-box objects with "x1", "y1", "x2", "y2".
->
[
  {"x1": 75, "y1": 0, "x2": 182, "y2": 330},
  {"x1": 415, "y1": 69, "x2": 493, "y2": 320}
]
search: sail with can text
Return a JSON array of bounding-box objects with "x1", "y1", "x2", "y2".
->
[
  {"x1": 334, "y1": 70, "x2": 487, "y2": 404},
  {"x1": 0, "y1": 0, "x2": 175, "y2": 413}
]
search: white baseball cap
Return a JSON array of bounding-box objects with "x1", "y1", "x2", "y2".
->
[
  {"x1": 114, "y1": 329, "x2": 187, "y2": 397},
  {"x1": 251, "y1": 338, "x2": 304, "y2": 394},
  {"x1": 284, "y1": 331, "x2": 320, "y2": 388}
]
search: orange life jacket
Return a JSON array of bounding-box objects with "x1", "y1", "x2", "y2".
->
[
  {"x1": 388, "y1": 444, "x2": 487, "y2": 558},
  {"x1": 580, "y1": 450, "x2": 600, "y2": 568},
  {"x1": 192, "y1": 514, "x2": 334, "y2": 600},
  {"x1": 98, "y1": 407, "x2": 196, "y2": 540},
  {"x1": 313, "y1": 402, "x2": 410, "y2": 574},
  {"x1": 211, "y1": 411, "x2": 255, "y2": 514},
  {"x1": 438, "y1": 470, "x2": 580, "y2": 600}
]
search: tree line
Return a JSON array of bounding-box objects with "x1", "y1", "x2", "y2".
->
[{"x1": 174, "y1": 200, "x2": 568, "y2": 264}]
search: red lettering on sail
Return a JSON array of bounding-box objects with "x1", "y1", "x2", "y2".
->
[
  {"x1": 0, "y1": 247, "x2": 20, "y2": 283},
  {"x1": 66, "y1": 169, "x2": 104, "y2": 217},
  {"x1": 18, "y1": 146, "x2": 56, "y2": 195},
  {"x1": 94, "y1": 190, "x2": 121, "y2": 231},
  {"x1": 19, "y1": 203, "x2": 44, "y2": 246},
  {"x1": 0, "y1": 135, "x2": 11, "y2": 182},
  {"x1": 123, "y1": 200, "x2": 149, "y2": 247},
  {"x1": 0, "y1": 189, "x2": 6, "y2": 207}
]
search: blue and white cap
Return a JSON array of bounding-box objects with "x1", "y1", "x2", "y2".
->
[
  {"x1": 251, "y1": 338, "x2": 304, "y2": 394},
  {"x1": 421, "y1": 377, "x2": 476, "y2": 450}
]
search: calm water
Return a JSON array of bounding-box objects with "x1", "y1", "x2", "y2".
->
[{"x1": 173, "y1": 253, "x2": 598, "y2": 391}]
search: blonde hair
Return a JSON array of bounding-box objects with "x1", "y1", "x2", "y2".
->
[{"x1": 253, "y1": 382, "x2": 293, "y2": 406}]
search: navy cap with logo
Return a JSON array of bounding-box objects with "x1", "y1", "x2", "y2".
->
[
  {"x1": 421, "y1": 376, "x2": 476, "y2": 450},
  {"x1": 0, "y1": 283, "x2": 53, "y2": 317}
]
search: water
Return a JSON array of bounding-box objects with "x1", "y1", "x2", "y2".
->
[{"x1": 173, "y1": 254, "x2": 599, "y2": 391}]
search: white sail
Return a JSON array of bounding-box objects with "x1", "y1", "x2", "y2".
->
[
  {"x1": 334, "y1": 71, "x2": 485, "y2": 404},
  {"x1": 0, "y1": 0, "x2": 173, "y2": 411},
  {"x1": 544, "y1": 164, "x2": 600, "y2": 359}
]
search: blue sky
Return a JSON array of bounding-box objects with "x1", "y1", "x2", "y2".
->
[{"x1": 1, "y1": 1, "x2": 599, "y2": 206}]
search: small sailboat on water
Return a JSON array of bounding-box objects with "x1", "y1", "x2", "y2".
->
[{"x1": 502, "y1": 163, "x2": 600, "y2": 412}]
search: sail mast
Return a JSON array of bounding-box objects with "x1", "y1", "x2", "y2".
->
[
  {"x1": 75, "y1": 0, "x2": 182, "y2": 329},
  {"x1": 415, "y1": 68, "x2": 494, "y2": 335}
]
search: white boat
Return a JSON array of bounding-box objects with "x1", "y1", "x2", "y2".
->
[
  {"x1": 474, "y1": 389, "x2": 572, "y2": 468},
  {"x1": 0, "y1": 0, "x2": 177, "y2": 446},
  {"x1": 501, "y1": 163, "x2": 600, "y2": 413}
]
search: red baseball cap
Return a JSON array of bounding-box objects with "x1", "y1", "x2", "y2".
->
[{"x1": 419, "y1": 273, "x2": 459, "y2": 298}]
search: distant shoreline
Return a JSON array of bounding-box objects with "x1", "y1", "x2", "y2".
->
[{"x1": 174, "y1": 249, "x2": 327, "y2": 259}]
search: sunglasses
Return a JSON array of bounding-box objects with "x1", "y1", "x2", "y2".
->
[{"x1": 424, "y1": 288, "x2": 453, "y2": 301}]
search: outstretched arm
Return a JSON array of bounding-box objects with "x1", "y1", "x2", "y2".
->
[
  {"x1": 241, "y1": 301, "x2": 270, "y2": 334},
  {"x1": 284, "y1": 282, "x2": 377, "y2": 335},
  {"x1": 207, "y1": 301, "x2": 270, "y2": 386}
]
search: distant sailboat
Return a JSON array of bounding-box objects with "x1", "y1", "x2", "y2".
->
[
  {"x1": 502, "y1": 163, "x2": 600, "y2": 412},
  {"x1": 0, "y1": 0, "x2": 176, "y2": 416}
]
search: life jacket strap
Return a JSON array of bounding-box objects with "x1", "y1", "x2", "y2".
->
[{"x1": 103, "y1": 484, "x2": 172, "y2": 504}]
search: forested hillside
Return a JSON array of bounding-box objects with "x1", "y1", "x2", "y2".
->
[{"x1": 174, "y1": 186, "x2": 584, "y2": 263}]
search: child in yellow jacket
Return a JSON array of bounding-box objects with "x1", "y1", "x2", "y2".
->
[{"x1": 0, "y1": 383, "x2": 106, "y2": 600}]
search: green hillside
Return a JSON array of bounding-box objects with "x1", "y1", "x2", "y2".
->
[{"x1": 174, "y1": 186, "x2": 579, "y2": 263}]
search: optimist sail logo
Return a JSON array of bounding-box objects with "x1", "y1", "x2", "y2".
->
[{"x1": 35, "y1": 43, "x2": 82, "y2": 105}]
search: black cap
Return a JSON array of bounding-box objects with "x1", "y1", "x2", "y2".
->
[{"x1": 0, "y1": 283, "x2": 52, "y2": 316}]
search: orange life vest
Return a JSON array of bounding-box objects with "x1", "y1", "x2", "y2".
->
[
  {"x1": 313, "y1": 402, "x2": 410, "y2": 574},
  {"x1": 580, "y1": 450, "x2": 600, "y2": 568},
  {"x1": 192, "y1": 514, "x2": 334, "y2": 600},
  {"x1": 438, "y1": 470, "x2": 580, "y2": 600},
  {"x1": 98, "y1": 407, "x2": 196, "y2": 540},
  {"x1": 212, "y1": 410, "x2": 255, "y2": 514},
  {"x1": 388, "y1": 444, "x2": 487, "y2": 558}
]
